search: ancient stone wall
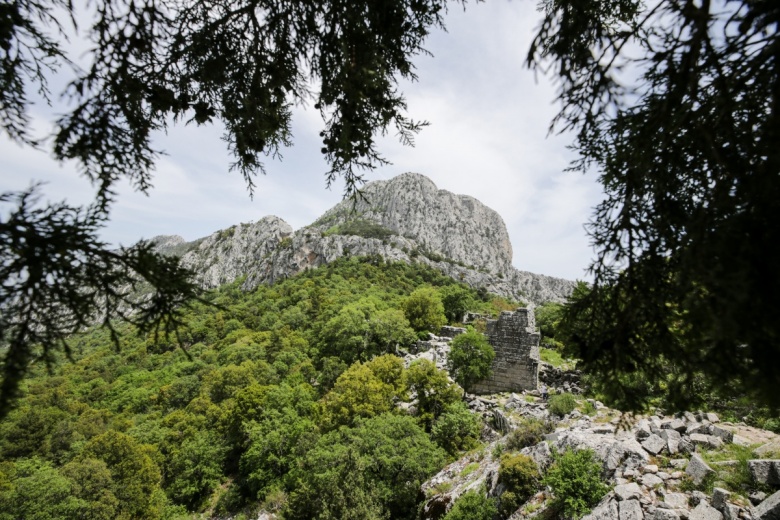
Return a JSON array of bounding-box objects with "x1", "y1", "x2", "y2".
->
[{"x1": 471, "y1": 307, "x2": 540, "y2": 394}]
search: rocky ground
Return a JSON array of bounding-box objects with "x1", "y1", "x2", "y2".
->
[
  {"x1": 419, "y1": 389, "x2": 780, "y2": 520},
  {"x1": 401, "y1": 329, "x2": 780, "y2": 520}
]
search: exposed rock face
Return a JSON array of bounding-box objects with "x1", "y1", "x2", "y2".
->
[
  {"x1": 151, "y1": 173, "x2": 577, "y2": 303},
  {"x1": 313, "y1": 173, "x2": 513, "y2": 273}
]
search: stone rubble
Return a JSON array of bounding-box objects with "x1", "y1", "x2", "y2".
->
[{"x1": 419, "y1": 394, "x2": 780, "y2": 520}]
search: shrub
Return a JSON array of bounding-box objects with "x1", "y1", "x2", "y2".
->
[
  {"x1": 548, "y1": 392, "x2": 577, "y2": 417},
  {"x1": 403, "y1": 287, "x2": 447, "y2": 333},
  {"x1": 448, "y1": 327, "x2": 495, "y2": 392},
  {"x1": 498, "y1": 453, "x2": 540, "y2": 515},
  {"x1": 543, "y1": 448, "x2": 609, "y2": 519},
  {"x1": 505, "y1": 417, "x2": 556, "y2": 451},
  {"x1": 431, "y1": 401, "x2": 481, "y2": 455},
  {"x1": 443, "y1": 490, "x2": 497, "y2": 520}
]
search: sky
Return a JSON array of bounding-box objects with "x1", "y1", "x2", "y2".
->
[{"x1": 0, "y1": 1, "x2": 603, "y2": 281}]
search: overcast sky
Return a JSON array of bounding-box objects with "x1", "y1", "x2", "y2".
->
[{"x1": 0, "y1": 1, "x2": 602, "y2": 281}]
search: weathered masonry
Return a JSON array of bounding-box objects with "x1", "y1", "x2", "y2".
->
[{"x1": 471, "y1": 307, "x2": 540, "y2": 394}]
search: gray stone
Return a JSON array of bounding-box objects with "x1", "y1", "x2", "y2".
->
[
  {"x1": 661, "y1": 429, "x2": 683, "y2": 454},
  {"x1": 705, "y1": 413, "x2": 720, "y2": 423},
  {"x1": 654, "y1": 510, "x2": 682, "y2": 520},
  {"x1": 615, "y1": 483, "x2": 643, "y2": 501},
  {"x1": 687, "y1": 454, "x2": 716, "y2": 485},
  {"x1": 691, "y1": 491, "x2": 709, "y2": 507},
  {"x1": 642, "y1": 473, "x2": 665, "y2": 488},
  {"x1": 688, "y1": 424, "x2": 713, "y2": 435},
  {"x1": 582, "y1": 498, "x2": 619, "y2": 520},
  {"x1": 679, "y1": 438, "x2": 695, "y2": 455},
  {"x1": 689, "y1": 502, "x2": 723, "y2": 520},
  {"x1": 722, "y1": 504, "x2": 740, "y2": 520},
  {"x1": 664, "y1": 493, "x2": 690, "y2": 509},
  {"x1": 637, "y1": 420, "x2": 653, "y2": 440},
  {"x1": 644, "y1": 464, "x2": 660, "y2": 474},
  {"x1": 620, "y1": 499, "x2": 645, "y2": 520},
  {"x1": 748, "y1": 460, "x2": 780, "y2": 486},
  {"x1": 753, "y1": 489, "x2": 780, "y2": 520},
  {"x1": 643, "y1": 434, "x2": 668, "y2": 455},
  {"x1": 690, "y1": 433, "x2": 712, "y2": 446},
  {"x1": 706, "y1": 436, "x2": 724, "y2": 450},
  {"x1": 521, "y1": 441, "x2": 553, "y2": 473},
  {"x1": 712, "y1": 488, "x2": 731, "y2": 512},
  {"x1": 710, "y1": 426, "x2": 733, "y2": 444},
  {"x1": 664, "y1": 419, "x2": 688, "y2": 432},
  {"x1": 751, "y1": 492, "x2": 768, "y2": 506}
]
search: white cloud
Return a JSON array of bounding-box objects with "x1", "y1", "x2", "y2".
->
[{"x1": 0, "y1": 2, "x2": 602, "y2": 281}]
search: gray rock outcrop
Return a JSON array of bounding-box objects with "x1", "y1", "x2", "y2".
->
[{"x1": 151, "y1": 173, "x2": 577, "y2": 303}]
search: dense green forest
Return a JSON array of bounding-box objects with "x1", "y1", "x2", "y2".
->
[{"x1": 0, "y1": 257, "x2": 520, "y2": 519}]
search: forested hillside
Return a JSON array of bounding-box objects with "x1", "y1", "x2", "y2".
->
[{"x1": 0, "y1": 257, "x2": 520, "y2": 519}]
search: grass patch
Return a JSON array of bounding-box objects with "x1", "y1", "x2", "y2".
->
[
  {"x1": 700, "y1": 444, "x2": 761, "y2": 495},
  {"x1": 426, "y1": 481, "x2": 453, "y2": 497},
  {"x1": 539, "y1": 348, "x2": 576, "y2": 370},
  {"x1": 461, "y1": 462, "x2": 480, "y2": 477}
]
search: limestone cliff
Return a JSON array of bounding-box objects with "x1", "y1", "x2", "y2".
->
[{"x1": 152, "y1": 173, "x2": 577, "y2": 304}]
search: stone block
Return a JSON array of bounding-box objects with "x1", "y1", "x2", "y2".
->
[
  {"x1": 654, "y1": 509, "x2": 681, "y2": 520},
  {"x1": 748, "y1": 460, "x2": 780, "y2": 486},
  {"x1": 661, "y1": 429, "x2": 682, "y2": 455},
  {"x1": 643, "y1": 434, "x2": 668, "y2": 455},
  {"x1": 710, "y1": 426, "x2": 733, "y2": 444},
  {"x1": 664, "y1": 493, "x2": 690, "y2": 509},
  {"x1": 582, "y1": 498, "x2": 619, "y2": 520},
  {"x1": 752, "y1": 489, "x2": 780, "y2": 520},
  {"x1": 689, "y1": 502, "x2": 723, "y2": 520},
  {"x1": 686, "y1": 454, "x2": 715, "y2": 485},
  {"x1": 615, "y1": 483, "x2": 643, "y2": 501},
  {"x1": 620, "y1": 499, "x2": 645, "y2": 520},
  {"x1": 642, "y1": 473, "x2": 665, "y2": 488},
  {"x1": 712, "y1": 488, "x2": 731, "y2": 512}
]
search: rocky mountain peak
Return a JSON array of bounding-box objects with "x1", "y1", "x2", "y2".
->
[
  {"x1": 152, "y1": 173, "x2": 576, "y2": 304},
  {"x1": 313, "y1": 172, "x2": 514, "y2": 274}
]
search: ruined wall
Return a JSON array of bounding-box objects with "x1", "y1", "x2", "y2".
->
[{"x1": 471, "y1": 307, "x2": 540, "y2": 394}]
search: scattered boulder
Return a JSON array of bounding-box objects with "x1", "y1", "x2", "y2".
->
[
  {"x1": 643, "y1": 434, "x2": 668, "y2": 455},
  {"x1": 583, "y1": 498, "x2": 619, "y2": 520},
  {"x1": 620, "y1": 499, "x2": 646, "y2": 520},
  {"x1": 748, "y1": 460, "x2": 780, "y2": 486},
  {"x1": 689, "y1": 502, "x2": 723, "y2": 520},
  {"x1": 686, "y1": 454, "x2": 716, "y2": 486},
  {"x1": 615, "y1": 483, "x2": 643, "y2": 501},
  {"x1": 752, "y1": 489, "x2": 780, "y2": 520}
]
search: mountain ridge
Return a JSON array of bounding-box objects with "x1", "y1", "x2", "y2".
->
[{"x1": 152, "y1": 173, "x2": 577, "y2": 304}]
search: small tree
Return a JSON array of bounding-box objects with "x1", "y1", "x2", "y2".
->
[
  {"x1": 542, "y1": 448, "x2": 608, "y2": 519},
  {"x1": 448, "y1": 328, "x2": 495, "y2": 392},
  {"x1": 430, "y1": 401, "x2": 481, "y2": 455},
  {"x1": 443, "y1": 490, "x2": 497, "y2": 520},
  {"x1": 403, "y1": 287, "x2": 446, "y2": 334}
]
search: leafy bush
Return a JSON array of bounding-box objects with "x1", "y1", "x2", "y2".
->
[
  {"x1": 498, "y1": 453, "x2": 540, "y2": 515},
  {"x1": 443, "y1": 489, "x2": 497, "y2": 520},
  {"x1": 505, "y1": 417, "x2": 556, "y2": 451},
  {"x1": 431, "y1": 401, "x2": 481, "y2": 455},
  {"x1": 548, "y1": 392, "x2": 577, "y2": 417},
  {"x1": 331, "y1": 219, "x2": 395, "y2": 240},
  {"x1": 448, "y1": 327, "x2": 495, "y2": 392},
  {"x1": 542, "y1": 448, "x2": 609, "y2": 519},
  {"x1": 763, "y1": 417, "x2": 780, "y2": 433},
  {"x1": 403, "y1": 287, "x2": 447, "y2": 333}
]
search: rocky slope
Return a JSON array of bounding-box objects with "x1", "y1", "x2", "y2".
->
[
  {"x1": 152, "y1": 173, "x2": 577, "y2": 304},
  {"x1": 419, "y1": 391, "x2": 780, "y2": 520}
]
